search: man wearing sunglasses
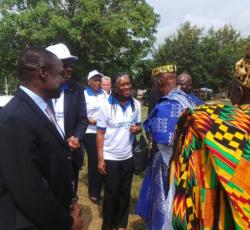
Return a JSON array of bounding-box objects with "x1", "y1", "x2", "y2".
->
[{"x1": 46, "y1": 43, "x2": 88, "y2": 199}]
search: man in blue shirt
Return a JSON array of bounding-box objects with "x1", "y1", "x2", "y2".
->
[
  {"x1": 177, "y1": 72, "x2": 204, "y2": 106},
  {"x1": 135, "y1": 65, "x2": 196, "y2": 230}
]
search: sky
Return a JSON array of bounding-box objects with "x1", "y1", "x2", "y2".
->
[{"x1": 146, "y1": 0, "x2": 250, "y2": 47}]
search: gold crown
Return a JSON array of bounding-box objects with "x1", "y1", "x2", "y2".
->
[
  {"x1": 235, "y1": 58, "x2": 250, "y2": 88},
  {"x1": 152, "y1": 64, "x2": 177, "y2": 77}
]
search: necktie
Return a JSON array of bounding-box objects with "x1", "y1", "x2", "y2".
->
[
  {"x1": 46, "y1": 99, "x2": 55, "y2": 114},
  {"x1": 45, "y1": 104, "x2": 64, "y2": 138}
]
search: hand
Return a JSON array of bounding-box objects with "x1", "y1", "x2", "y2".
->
[
  {"x1": 98, "y1": 159, "x2": 107, "y2": 175},
  {"x1": 67, "y1": 136, "x2": 80, "y2": 150},
  {"x1": 145, "y1": 132, "x2": 152, "y2": 142},
  {"x1": 71, "y1": 202, "x2": 84, "y2": 230},
  {"x1": 129, "y1": 125, "x2": 141, "y2": 134},
  {"x1": 88, "y1": 118, "x2": 96, "y2": 125}
]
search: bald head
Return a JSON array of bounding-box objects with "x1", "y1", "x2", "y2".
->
[{"x1": 177, "y1": 73, "x2": 192, "y2": 93}]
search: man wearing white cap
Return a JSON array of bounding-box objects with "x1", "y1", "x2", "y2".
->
[
  {"x1": 83, "y1": 70, "x2": 105, "y2": 204},
  {"x1": 46, "y1": 43, "x2": 88, "y2": 199}
]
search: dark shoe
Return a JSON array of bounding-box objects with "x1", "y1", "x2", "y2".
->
[{"x1": 89, "y1": 196, "x2": 100, "y2": 205}]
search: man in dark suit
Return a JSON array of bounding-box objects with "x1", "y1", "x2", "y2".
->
[
  {"x1": 0, "y1": 48, "x2": 83, "y2": 230},
  {"x1": 46, "y1": 43, "x2": 88, "y2": 198}
]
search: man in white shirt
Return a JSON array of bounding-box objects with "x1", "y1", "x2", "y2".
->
[{"x1": 46, "y1": 43, "x2": 88, "y2": 198}]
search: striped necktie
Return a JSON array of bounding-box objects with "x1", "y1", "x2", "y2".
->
[{"x1": 45, "y1": 104, "x2": 64, "y2": 138}]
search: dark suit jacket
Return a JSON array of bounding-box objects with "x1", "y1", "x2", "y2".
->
[
  {"x1": 64, "y1": 81, "x2": 88, "y2": 169},
  {"x1": 0, "y1": 89, "x2": 74, "y2": 230}
]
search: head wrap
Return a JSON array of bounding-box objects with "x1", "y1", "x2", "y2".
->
[
  {"x1": 235, "y1": 58, "x2": 250, "y2": 88},
  {"x1": 152, "y1": 64, "x2": 177, "y2": 77}
]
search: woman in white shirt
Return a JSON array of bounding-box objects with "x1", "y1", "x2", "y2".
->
[
  {"x1": 83, "y1": 70, "x2": 105, "y2": 205},
  {"x1": 97, "y1": 72, "x2": 142, "y2": 230}
]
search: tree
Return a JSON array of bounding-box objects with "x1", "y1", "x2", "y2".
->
[
  {"x1": 153, "y1": 22, "x2": 249, "y2": 92},
  {"x1": 153, "y1": 22, "x2": 204, "y2": 88},
  {"x1": 198, "y1": 25, "x2": 243, "y2": 90},
  {"x1": 0, "y1": 0, "x2": 159, "y2": 93}
]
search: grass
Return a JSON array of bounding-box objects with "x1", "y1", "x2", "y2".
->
[{"x1": 205, "y1": 98, "x2": 231, "y2": 105}]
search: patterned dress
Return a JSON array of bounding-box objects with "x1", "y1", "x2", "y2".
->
[
  {"x1": 171, "y1": 104, "x2": 250, "y2": 230},
  {"x1": 135, "y1": 89, "x2": 195, "y2": 230}
]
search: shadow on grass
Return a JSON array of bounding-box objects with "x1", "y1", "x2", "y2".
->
[{"x1": 129, "y1": 218, "x2": 146, "y2": 230}]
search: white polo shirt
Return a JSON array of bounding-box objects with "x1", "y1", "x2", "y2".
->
[
  {"x1": 84, "y1": 86, "x2": 106, "y2": 133},
  {"x1": 97, "y1": 96, "x2": 141, "y2": 161}
]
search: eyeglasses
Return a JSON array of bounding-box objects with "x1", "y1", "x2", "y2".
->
[{"x1": 63, "y1": 64, "x2": 73, "y2": 69}]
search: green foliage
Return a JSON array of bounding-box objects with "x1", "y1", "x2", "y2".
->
[
  {"x1": 0, "y1": 0, "x2": 159, "y2": 93},
  {"x1": 153, "y1": 22, "x2": 250, "y2": 92},
  {"x1": 1, "y1": 1, "x2": 250, "y2": 94}
]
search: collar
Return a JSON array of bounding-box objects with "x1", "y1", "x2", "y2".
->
[
  {"x1": 160, "y1": 89, "x2": 196, "y2": 109},
  {"x1": 19, "y1": 85, "x2": 47, "y2": 112},
  {"x1": 86, "y1": 86, "x2": 103, "y2": 96},
  {"x1": 102, "y1": 89, "x2": 111, "y2": 97},
  {"x1": 61, "y1": 82, "x2": 69, "y2": 91},
  {"x1": 161, "y1": 88, "x2": 187, "y2": 99},
  {"x1": 108, "y1": 95, "x2": 132, "y2": 112}
]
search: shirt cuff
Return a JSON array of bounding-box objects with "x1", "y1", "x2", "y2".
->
[{"x1": 97, "y1": 126, "x2": 106, "y2": 131}]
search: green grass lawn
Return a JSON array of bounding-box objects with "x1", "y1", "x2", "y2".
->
[{"x1": 205, "y1": 98, "x2": 231, "y2": 105}]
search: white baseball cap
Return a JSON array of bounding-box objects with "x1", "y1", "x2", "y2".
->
[
  {"x1": 87, "y1": 70, "x2": 104, "y2": 80},
  {"x1": 46, "y1": 43, "x2": 78, "y2": 61}
]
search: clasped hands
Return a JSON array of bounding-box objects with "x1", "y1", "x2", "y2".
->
[{"x1": 67, "y1": 136, "x2": 80, "y2": 151}]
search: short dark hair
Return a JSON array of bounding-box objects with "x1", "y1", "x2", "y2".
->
[{"x1": 19, "y1": 47, "x2": 57, "y2": 81}]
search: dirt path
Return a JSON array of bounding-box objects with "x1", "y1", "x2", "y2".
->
[{"x1": 77, "y1": 168, "x2": 145, "y2": 230}]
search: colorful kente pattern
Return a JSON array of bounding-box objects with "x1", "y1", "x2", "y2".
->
[{"x1": 171, "y1": 104, "x2": 250, "y2": 230}]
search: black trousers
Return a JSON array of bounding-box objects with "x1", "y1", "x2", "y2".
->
[
  {"x1": 83, "y1": 133, "x2": 103, "y2": 198},
  {"x1": 72, "y1": 162, "x2": 80, "y2": 198},
  {"x1": 102, "y1": 157, "x2": 134, "y2": 230}
]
